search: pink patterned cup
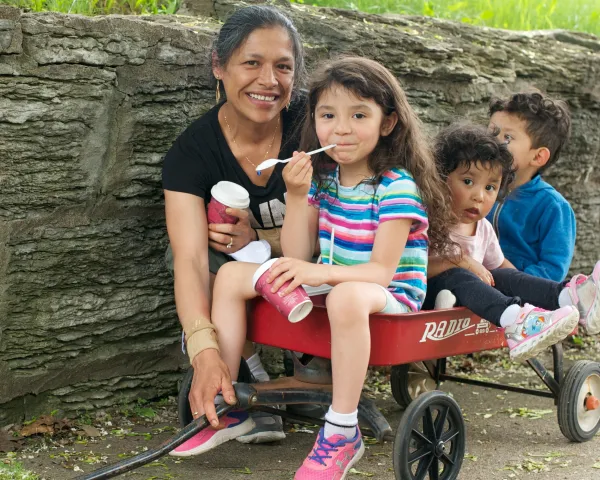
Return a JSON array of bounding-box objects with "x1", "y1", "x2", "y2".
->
[
  {"x1": 207, "y1": 181, "x2": 250, "y2": 224},
  {"x1": 253, "y1": 259, "x2": 313, "y2": 323}
]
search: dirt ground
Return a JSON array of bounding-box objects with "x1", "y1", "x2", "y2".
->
[{"x1": 2, "y1": 339, "x2": 600, "y2": 480}]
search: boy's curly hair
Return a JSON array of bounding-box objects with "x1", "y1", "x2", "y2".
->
[
  {"x1": 435, "y1": 124, "x2": 515, "y2": 201},
  {"x1": 489, "y1": 92, "x2": 571, "y2": 174}
]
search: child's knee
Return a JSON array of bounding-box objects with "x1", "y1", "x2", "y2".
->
[
  {"x1": 326, "y1": 283, "x2": 370, "y2": 324},
  {"x1": 215, "y1": 262, "x2": 258, "y2": 293}
]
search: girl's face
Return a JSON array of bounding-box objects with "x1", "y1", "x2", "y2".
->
[
  {"x1": 446, "y1": 162, "x2": 503, "y2": 226},
  {"x1": 314, "y1": 85, "x2": 397, "y2": 169},
  {"x1": 214, "y1": 27, "x2": 295, "y2": 124}
]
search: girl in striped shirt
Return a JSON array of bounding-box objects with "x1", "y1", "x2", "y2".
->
[{"x1": 203, "y1": 57, "x2": 454, "y2": 479}]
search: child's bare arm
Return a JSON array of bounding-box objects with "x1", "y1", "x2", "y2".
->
[
  {"x1": 428, "y1": 254, "x2": 494, "y2": 286},
  {"x1": 499, "y1": 258, "x2": 516, "y2": 269}
]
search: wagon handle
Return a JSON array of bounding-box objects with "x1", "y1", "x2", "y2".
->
[{"x1": 77, "y1": 384, "x2": 258, "y2": 480}]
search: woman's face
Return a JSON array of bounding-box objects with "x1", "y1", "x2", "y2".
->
[{"x1": 215, "y1": 27, "x2": 295, "y2": 124}]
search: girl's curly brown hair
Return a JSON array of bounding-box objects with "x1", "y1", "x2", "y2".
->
[{"x1": 299, "y1": 56, "x2": 455, "y2": 255}]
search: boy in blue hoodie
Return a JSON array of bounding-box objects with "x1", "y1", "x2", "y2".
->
[{"x1": 486, "y1": 92, "x2": 575, "y2": 282}]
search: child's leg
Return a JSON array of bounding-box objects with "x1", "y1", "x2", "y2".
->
[
  {"x1": 491, "y1": 268, "x2": 563, "y2": 310},
  {"x1": 425, "y1": 268, "x2": 519, "y2": 326},
  {"x1": 425, "y1": 268, "x2": 579, "y2": 362},
  {"x1": 326, "y1": 281, "x2": 387, "y2": 414},
  {"x1": 211, "y1": 261, "x2": 261, "y2": 381},
  {"x1": 493, "y1": 263, "x2": 600, "y2": 335},
  {"x1": 294, "y1": 281, "x2": 379, "y2": 480}
]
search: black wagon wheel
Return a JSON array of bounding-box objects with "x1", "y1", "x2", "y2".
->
[
  {"x1": 391, "y1": 362, "x2": 437, "y2": 409},
  {"x1": 393, "y1": 391, "x2": 465, "y2": 480},
  {"x1": 558, "y1": 360, "x2": 600, "y2": 442},
  {"x1": 177, "y1": 358, "x2": 252, "y2": 427}
]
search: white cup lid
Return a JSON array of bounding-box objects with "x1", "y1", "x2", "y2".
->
[
  {"x1": 252, "y1": 258, "x2": 278, "y2": 289},
  {"x1": 211, "y1": 181, "x2": 250, "y2": 209}
]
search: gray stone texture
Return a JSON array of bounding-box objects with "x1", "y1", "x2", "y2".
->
[{"x1": 0, "y1": 1, "x2": 598, "y2": 425}]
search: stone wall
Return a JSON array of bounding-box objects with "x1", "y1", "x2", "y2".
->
[{"x1": 0, "y1": 1, "x2": 598, "y2": 424}]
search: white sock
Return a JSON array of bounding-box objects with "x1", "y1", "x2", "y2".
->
[
  {"x1": 558, "y1": 288, "x2": 573, "y2": 308},
  {"x1": 247, "y1": 353, "x2": 270, "y2": 383},
  {"x1": 324, "y1": 407, "x2": 358, "y2": 440},
  {"x1": 500, "y1": 304, "x2": 521, "y2": 327}
]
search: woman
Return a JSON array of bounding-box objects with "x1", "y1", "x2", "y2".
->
[{"x1": 162, "y1": 5, "x2": 305, "y2": 447}]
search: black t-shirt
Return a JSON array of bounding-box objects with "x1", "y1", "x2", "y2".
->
[{"x1": 162, "y1": 97, "x2": 305, "y2": 230}]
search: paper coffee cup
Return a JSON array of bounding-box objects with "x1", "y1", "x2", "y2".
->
[
  {"x1": 207, "y1": 181, "x2": 250, "y2": 224},
  {"x1": 253, "y1": 259, "x2": 313, "y2": 323}
]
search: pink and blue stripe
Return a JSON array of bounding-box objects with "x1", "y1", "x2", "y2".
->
[{"x1": 308, "y1": 167, "x2": 429, "y2": 312}]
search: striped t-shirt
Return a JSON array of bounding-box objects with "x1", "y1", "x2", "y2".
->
[{"x1": 308, "y1": 167, "x2": 429, "y2": 312}]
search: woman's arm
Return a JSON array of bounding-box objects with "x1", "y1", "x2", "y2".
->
[
  {"x1": 165, "y1": 190, "x2": 212, "y2": 327},
  {"x1": 165, "y1": 190, "x2": 236, "y2": 426}
]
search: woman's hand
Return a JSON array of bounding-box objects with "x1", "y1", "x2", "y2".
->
[
  {"x1": 208, "y1": 208, "x2": 256, "y2": 253},
  {"x1": 266, "y1": 257, "x2": 329, "y2": 295},
  {"x1": 282, "y1": 151, "x2": 312, "y2": 199},
  {"x1": 464, "y1": 256, "x2": 495, "y2": 286},
  {"x1": 189, "y1": 349, "x2": 237, "y2": 428}
]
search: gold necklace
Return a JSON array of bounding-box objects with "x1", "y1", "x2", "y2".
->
[{"x1": 223, "y1": 110, "x2": 280, "y2": 176}]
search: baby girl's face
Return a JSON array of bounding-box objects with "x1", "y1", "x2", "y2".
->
[{"x1": 447, "y1": 162, "x2": 503, "y2": 225}]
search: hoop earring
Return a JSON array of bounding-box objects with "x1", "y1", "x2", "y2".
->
[
  {"x1": 286, "y1": 101, "x2": 290, "y2": 111},
  {"x1": 216, "y1": 79, "x2": 221, "y2": 104}
]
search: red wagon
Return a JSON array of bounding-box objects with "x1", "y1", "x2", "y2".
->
[{"x1": 81, "y1": 296, "x2": 600, "y2": 480}]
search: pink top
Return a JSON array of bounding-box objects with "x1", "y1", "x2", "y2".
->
[{"x1": 451, "y1": 218, "x2": 505, "y2": 270}]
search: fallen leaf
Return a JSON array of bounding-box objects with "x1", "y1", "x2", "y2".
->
[
  {"x1": 78, "y1": 425, "x2": 102, "y2": 437},
  {"x1": 20, "y1": 415, "x2": 73, "y2": 437},
  {"x1": 234, "y1": 466, "x2": 252, "y2": 474},
  {"x1": 0, "y1": 430, "x2": 23, "y2": 452},
  {"x1": 349, "y1": 468, "x2": 374, "y2": 477}
]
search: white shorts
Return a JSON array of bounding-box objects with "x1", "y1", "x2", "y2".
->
[{"x1": 376, "y1": 285, "x2": 411, "y2": 314}]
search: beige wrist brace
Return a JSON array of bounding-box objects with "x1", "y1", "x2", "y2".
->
[{"x1": 184, "y1": 318, "x2": 219, "y2": 363}]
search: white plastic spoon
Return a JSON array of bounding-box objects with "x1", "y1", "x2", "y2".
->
[{"x1": 255, "y1": 144, "x2": 337, "y2": 174}]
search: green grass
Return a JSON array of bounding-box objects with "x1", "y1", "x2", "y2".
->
[
  {"x1": 294, "y1": 0, "x2": 600, "y2": 37},
  {"x1": 0, "y1": 459, "x2": 39, "y2": 480},
  {"x1": 2, "y1": 0, "x2": 598, "y2": 36},
  {"x1": 1, "y1": 0, "x2": 179, "y2": 15}
]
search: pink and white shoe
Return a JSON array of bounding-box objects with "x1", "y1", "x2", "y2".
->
[
  {"x1": 294, "y1": 427, "x2": 364, "y2": 480},
  {"x1": 169, "y1": 411, "x2": 255, "y2": 457},
  {"x1": 567, "y1": 261, "x2": 600, "y2": 335},
  {"x1": 505, "y1": 303, "x2": 579, "y2": 362}
]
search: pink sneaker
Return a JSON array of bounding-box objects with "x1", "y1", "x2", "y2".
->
[
  {"x1": 169, "y1": 411, "x2": 255, "y2": 457},
  {"x1": 504, "y1": 303, "x2": 579, "y2": 362},
  {"x1": 567, "y1": 261, "x2": 600, "y2": 335},
  {"x1": 294, "y1": 427, "x2": 364, "y2": 480}
]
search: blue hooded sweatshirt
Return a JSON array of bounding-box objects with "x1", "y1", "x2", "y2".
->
[{"x1": 486, "y1": 175, "x2": 576, "y2": 282}]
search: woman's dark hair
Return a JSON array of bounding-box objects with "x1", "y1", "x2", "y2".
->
[
  {"x1": 213, "y1": 6, "x2": 305, "y2": 97},
  {"x1": 300, "y1": 56, "x2": 455, "y2": 256},
  {"x1": 434, "y1": 124, "x2": 515, "y2": 201}
]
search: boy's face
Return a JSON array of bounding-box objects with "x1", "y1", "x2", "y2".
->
[
  {"x1": 447, "y1": 162, "x2": 503, "y2": 227},
  {"x1": 489, "y1": 111, "x2": 538, "y2": 188}
]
